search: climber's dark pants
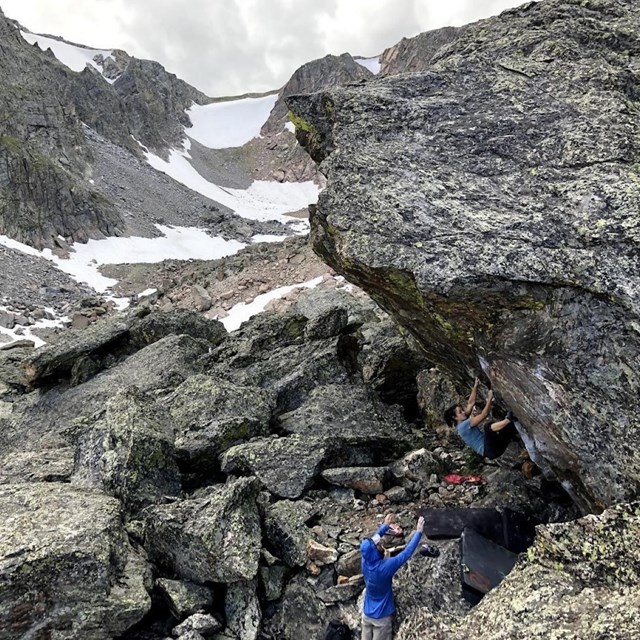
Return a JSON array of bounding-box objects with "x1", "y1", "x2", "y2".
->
[{"x1": 484, "y1": 422, "x2": 518, "y2": 460}]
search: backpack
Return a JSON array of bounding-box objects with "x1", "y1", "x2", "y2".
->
[{"x1": 323, "y1": 619, "x2": 352, "y2": 640}]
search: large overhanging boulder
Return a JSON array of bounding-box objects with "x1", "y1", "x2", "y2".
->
[{"x1": 287, "y1": 0, "x2": 640, "y2": 513}]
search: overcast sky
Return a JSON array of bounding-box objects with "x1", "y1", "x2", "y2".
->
[{"x1": 1, "y1": 0, "x2": 529, "y2": 97}]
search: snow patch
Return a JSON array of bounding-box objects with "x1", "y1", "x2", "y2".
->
[
  {"x1": 144, "y1": 147, "x2": 316, "y2": 226},
  {"x1": 356, "y1": 56, "x2": 381, "y2": 74},
  {"x1": 20, "y1": 31, "x2": 116, "y2": 82},
  {"x1": 186, "y1": 95, "x2": 278, "y2": 149},
  {"x1": 220, "y1": 276, "x2": 324, "y2": 332},
  {"x1": 67, "y1": 225, "x2": 245, "y2": 268},
  {"x1": 0, "y1": 226, "x2": 245, "y2": 294},
  {"x1": 251, "y1": 234, "x2": 290, "y2": 244},
  {"x1": 0, "y1": 306, "x2": 69, "y2": 349}
]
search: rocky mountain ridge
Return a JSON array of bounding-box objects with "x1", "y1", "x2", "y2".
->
[
  {"x1": 261, "y1": 52, "x2": 373, "y2": 135},
  {"x1": 378, "y1": 25, "x2": 465, "y2": 75},
  {"x1": 0, "y1": 8, "x2": 206, "y2": 248},
  {"x1": 0, "y1": 6, "x2": 462, "y2": 254},
  {"x1": 1, "y1": 7, "x2": 322, "y2": 253}
]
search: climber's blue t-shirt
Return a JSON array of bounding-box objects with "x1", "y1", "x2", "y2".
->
[{"x1": 457, "y1": 418, "x2": 484, "y2": 456}]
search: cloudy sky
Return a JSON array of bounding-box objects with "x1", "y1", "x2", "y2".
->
[{"x1": 1, "y1": 0, "x2": 529, "y2": 97}]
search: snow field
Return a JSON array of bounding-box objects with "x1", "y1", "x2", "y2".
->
[
  {"x1": 144, "y1": 147, "x2": 315, "y2": 227},
  {"x1": 187, "y1": 95, "x2": 278, "y2": 148},
  {"x1": 20, "y1": 31, "x2": 116, "y2": 82},
  {"x1": 356, "y1": 56, "x2": 381, "y2": 74},
  {"x1": 0, "y1": 226, "x2": 246, "y2": 294}
]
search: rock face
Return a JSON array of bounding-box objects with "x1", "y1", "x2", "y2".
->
[
  {"x1": 276, "y1": 383, "x2": 422, "y2": 465},
  {"x1": 379, "y1": 26, "x2": 465, "y2": 75},
  {"x1": 288, "y1": 0, "x2": 640, "y2": 513},
  {"x1": 156, "y1": 578, "x2": 213, "y2": 619},
  {"x1": 112, "y1": 57, "x2": 208, "y2": 151},
  {"x1": 263, "y1": 499, "x2": 317, "y2": 568},
  {"x1": 0, "y1": 11, "x2": 125, "y2": 247},
  {"x1": 167, "y1": 374, "x2": 275, "y2": 475},
  {"x1": 249, "y1": 51, "x2": 375, "y2": 189},
  {"x1": 144, "y1": 477, "x2": 262, "y2": 584},
  {"x1": 0, "y1": 483, "x2": 151, "y2": 639},
  {"x1": 262, "y1": 53, "x2": 372, "y2": 135},
  {"x1": 72, "y1": 387, "x2": 181, "y2": 513},
  {"x1": 221, "y1": 435, "x2": 328, "y2": 499}
]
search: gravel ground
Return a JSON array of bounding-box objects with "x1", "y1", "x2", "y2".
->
[
  {"x1": 100, "y1": 234, "x2": 336, "y2": 317},
  {"x1": 0, "y1": 243, "x2": 96, "y2": 314}
]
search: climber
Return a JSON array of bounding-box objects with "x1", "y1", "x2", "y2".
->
[
  {"x1": 444, "y1": 377, "x2": 518, "y2": 460},
  {"x1": 360, "y1": 513, "x2": 436, "y2": 639}
]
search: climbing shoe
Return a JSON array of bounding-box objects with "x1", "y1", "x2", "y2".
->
[
  {"x1": 419, "y1": 543, "x2": 440, "y2": 558},
  {"x1": 521, "y1": 460, "x2": 541, "y2": 479}
]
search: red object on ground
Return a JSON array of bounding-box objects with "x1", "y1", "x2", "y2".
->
[{"x1": 443, "y1": 474, "x2": 486, "y2": 485}]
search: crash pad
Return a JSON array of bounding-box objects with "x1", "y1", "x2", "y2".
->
[
  {"x1": 418, "y1": 507, "x2": 504, "y2": 543},
  {"x1": 460, "y1": 527, "x2": 519, "y2": 605},
  {"x1": 417, "y1": 507, "x2": 538, "y2": 554}
]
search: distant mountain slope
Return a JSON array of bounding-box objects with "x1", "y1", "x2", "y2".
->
[
  {"x1": 262, "y1": 52, "x2": 373, "y2": 135},
  {"x1": 0, "y1": 8, "x2": 219, "y2": 248},
  {"x1": 379, "y1": 26, "x2": 466, "y2": 75},
  {"x1": 1, "y1": 9, "x2": 404, "y2": 252},
  {"x1": 0, "y1": 2, "x2": 473, "y2": 326}
]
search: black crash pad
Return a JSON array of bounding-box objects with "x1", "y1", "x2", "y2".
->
[
  {"x1": 418, "y1": 507, "x2": 504, "y2": 542},
  {"x1": 417, "y1": 507, "x2": 538, "y2": 554},
  {"x1": 501, "y1": 507, "x2": 537, "y2": 554},
  {"x1": 460, "y1": 527, "x2": 519, "y2": 605}
]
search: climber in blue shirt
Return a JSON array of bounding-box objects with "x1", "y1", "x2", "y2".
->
[
  {"x1": 444, "y1": 378, "x2": 517, "y2": 459},
  {"x1": 360, "y1": 513, "x2": 429, "y2": 639}
]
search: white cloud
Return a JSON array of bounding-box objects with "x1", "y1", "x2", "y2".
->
[{"x1": 0, "y1": 0, "x2": 532, "y2": 96}]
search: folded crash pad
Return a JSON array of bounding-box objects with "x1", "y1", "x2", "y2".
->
[
  {"x1": 417, "y1": 507, "x2": 538, "y2": 554},
  {"x1": 460, "y1": 527, "x2": 519, "y2": 605},
  {"x1": 418, "y1": 507, "x2": 504, "y2": 543}
]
